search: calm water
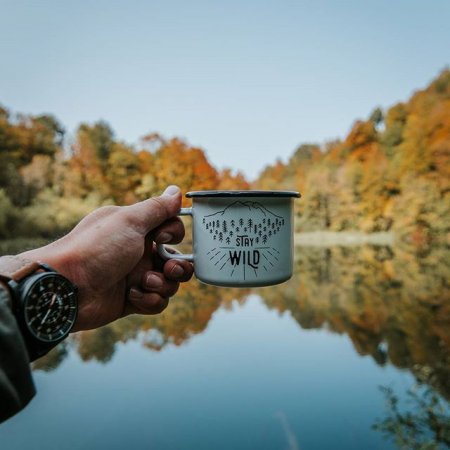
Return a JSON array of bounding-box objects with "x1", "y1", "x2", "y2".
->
[{"x1": 1, "y1": 242, "x2": 449, "y2": 450}]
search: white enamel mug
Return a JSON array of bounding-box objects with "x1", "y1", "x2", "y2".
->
[{"x1": 157, "y1": 190, "x2": 300, "y2": 287}]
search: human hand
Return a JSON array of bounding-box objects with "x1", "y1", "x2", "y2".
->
[{"x1": 20, "y1": 185, "x2": 193, "y2": 331}]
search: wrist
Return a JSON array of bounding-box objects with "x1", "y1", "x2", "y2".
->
[{"x1": 19, "y1": 237, "x2": 79, "y2": 286}]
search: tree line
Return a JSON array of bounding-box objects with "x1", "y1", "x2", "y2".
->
[
  {"x1": 256, "y1": 69, "x2": 450, "y2": 247},
  {"x1": 0, "y1": 113, "x2": 248, "y2": 237},
  {"x1": 0, "y1": 69, "x2": 448, "y2": 246}
]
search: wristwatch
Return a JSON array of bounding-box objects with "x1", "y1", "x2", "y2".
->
[{"x1": 0, "y1": 255, "x2": 78, "y2": 360}]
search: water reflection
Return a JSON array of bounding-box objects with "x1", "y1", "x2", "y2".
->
[
  {"x1": 374, "y1": 384, "x2": 450, "y2": 449},
  {"x1": 34, "y1": 245, "x2": 450, "y2": 401},
  {"x1": 263, "y1": 245, "x2": 450, "y2": 401}
]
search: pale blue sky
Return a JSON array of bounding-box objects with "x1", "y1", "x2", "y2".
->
[{"x1": 1, "y1": 1, "x2": 449, "y2": 179}]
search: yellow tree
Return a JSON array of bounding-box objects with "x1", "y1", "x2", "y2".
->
[
  {"x1": 152, "y1": 138, "x2": 219, "y2": 205},
  {"x1": 217, "y1": 168, "x2": 250, "y2": 190},
  {"x1": 106, "y1": 144, "x2": 141, "y2": 204}
]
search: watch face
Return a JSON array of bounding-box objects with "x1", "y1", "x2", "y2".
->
[{"x1": 23, "y1": 273, "x2": 78, "y2": 343}]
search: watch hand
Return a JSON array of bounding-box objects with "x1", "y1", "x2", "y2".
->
[
  {"x1": 41, "y1": 294, "x2": 57, "y2": 325},
  {"x1": 40, "y1": 309, "x2": 51, "y2": 325},
  {"x1": 41, "y1": 293, "x2": 56, "y2": 308}
]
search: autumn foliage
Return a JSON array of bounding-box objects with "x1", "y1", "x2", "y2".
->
[
  {"x1": 256, "y1": 69, "x2": 450, "y2": 246},
  {"x1": 0, "y1": 69, "x2": 449, "y2": 245},
  {"x1": 0, "y1": 114, "x2": 247, "y2": 236}
]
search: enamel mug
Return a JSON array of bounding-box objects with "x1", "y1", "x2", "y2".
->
[{"x1": 157, "y1": 190, "x2": 300, "y2": 287}]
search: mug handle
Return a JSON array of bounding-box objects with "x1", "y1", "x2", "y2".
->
[{"x1": 156, "y1": 208, "x2": 194, "y2": 262}]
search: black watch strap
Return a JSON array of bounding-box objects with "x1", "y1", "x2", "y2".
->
[{"x1": 0, "y1": 280, "x2": 12, "y2": 307}]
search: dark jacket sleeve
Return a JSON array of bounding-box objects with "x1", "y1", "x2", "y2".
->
[{"x1": 0, "y1": 282, "x2": 36, "y2": 423}]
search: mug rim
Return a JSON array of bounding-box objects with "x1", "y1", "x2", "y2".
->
[{"x1": 186, "y1": 190, "x2": 301, "y2": 198}]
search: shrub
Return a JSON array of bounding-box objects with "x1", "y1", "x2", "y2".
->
[
  {"x1": 0, "y1": 189, "x2": 19, "y2": 238},
  {"x1": 23, "y1": 189, "x2": 111, "y2": 237}
]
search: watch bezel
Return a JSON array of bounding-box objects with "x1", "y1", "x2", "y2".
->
[{"x1": 17, "y1": 272, "x2": 78, "y2": 344}]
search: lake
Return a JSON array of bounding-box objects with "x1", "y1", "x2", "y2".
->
[{"x1": 1, "y1": 241, "x2": 449, "y2": 449}]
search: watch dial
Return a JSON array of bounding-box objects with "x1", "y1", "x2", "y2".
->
[{"x1": 23, "y1": 274, "x2": 78, "y2": 343}]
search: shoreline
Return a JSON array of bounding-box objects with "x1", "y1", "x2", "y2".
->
[{"x1": 294, "y1": 231, "x2": 395, "y2": 247}]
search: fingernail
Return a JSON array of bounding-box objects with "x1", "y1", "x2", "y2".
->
[
  {"x1": 163, "y1": 185, "x2": 180, "y2": 197},
  {"x1": 171, "y1": 265, "x2": 184, "y2": 278},
  {"x1": 157, "y1": 232, "x2": 172, "y2": 243},
  {"x1": 129, "y1": 287, "x2": 144, "y2": 300},
  {"x1": 145, "y1": 273, "x2": 163, "y2": 288}
]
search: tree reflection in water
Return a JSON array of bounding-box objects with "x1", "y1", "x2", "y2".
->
[
  {"x1": 33, "y1": 245, "x2": 450, "y2": 414},
  {"x1": 373, "y1": 385, "x2": 450, "y2": 449},
  {"x1": 262, "y1": 245, "x2": 450, "y2": 401}
]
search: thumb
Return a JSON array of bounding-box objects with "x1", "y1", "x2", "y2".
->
[{"x1": 124, "y1": 185, "x2": 182, "y2": 234}]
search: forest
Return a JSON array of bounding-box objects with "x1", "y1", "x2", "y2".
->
[
  {"x1": 0, "y1": 69, "x2": 449, "y2": 247},
  {"x1": 256, "y1": 69, "x2": 450, "y2": 246}
]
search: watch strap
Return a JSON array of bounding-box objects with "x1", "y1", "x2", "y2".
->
[
  {"x1": 0, "y1": 280, "x2": 12, "y2": 309},
  {"x1": 0, "y1": 255, "x2": 41, "y2": 283}
]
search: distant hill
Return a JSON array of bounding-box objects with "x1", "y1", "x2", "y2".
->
[{"x1": 255, "y1": 69, "x2": 450, "y2": 246}]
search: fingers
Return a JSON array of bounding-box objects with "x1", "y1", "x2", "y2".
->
[
  {"x1": 124, "y1": 260, "x2": 193, "y2": 316},
  {"x1": 162, "y1": 259, "x2": 194, "y2": 282},
  {"x1": 152, "y1": 217, "x2": 185, "y2": 245},
  {"x1": 141, "y1": 271, "x2": 180, "y2": 298},
  {"x1": 126, "y1": 288, "x2": 169, "y2": 315},
  {"x1": 122, "y1": 185, "x2": 182, "y2": 235}
]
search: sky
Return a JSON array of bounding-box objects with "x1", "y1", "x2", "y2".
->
[{"x1": 1, "y1": 1, "x2": 449, "y2": 180}]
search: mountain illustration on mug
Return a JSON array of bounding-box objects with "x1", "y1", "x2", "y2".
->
[{"x1": 201, "y1": 201, "x2": 285, "y2": 279}]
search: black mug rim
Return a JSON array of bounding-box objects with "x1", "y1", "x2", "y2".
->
[{"x1": 186, "y1": 190, "x2": 300, "y2": 198}]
